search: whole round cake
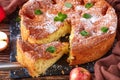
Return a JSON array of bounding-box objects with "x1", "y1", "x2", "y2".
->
[{"x1": 17, "y1": 0, "x2": 117, "y2": 77}]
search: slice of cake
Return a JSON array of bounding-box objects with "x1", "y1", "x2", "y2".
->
[
  {"x1": 68, "y1": 0, "x2": 117, "y2": 65},
  {"x1": 19, "y1": 0, "x2": 71, "y2": 44},
  {"x1": 16, "y1": 39, "x2": 69, "y2": 77}
]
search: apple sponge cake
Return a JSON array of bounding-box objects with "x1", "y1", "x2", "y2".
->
[
  {"x1": 16, "y1": 39, "x2": 69, "y2": 77},
  {"x1": 19, "y1": 0, "x2": 117, "y2": 66},
  {"x1": 67, "y1": 0, "x2": 117, "y2": 65},
  {"x1": 19, "y1": 0, "x2": 71, "y2": 44}
]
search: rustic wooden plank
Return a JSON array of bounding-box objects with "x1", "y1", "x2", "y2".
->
[
  {"x1": 0, "y1": 45, "x2": 10, "y2": 55},
  {"x1": 20, "y1": 75, "x2": 69, "y2": 80},
  {"x1": 0, "y1": 75, "x2": 69, "y2": 80},
  {"x1": 0, "y1": 23, "x2": 12, "y2": 79},
  {"x1": 0, "y1": 55, "x2": 10, "y2": 62},
  {"x1": 0, "y1": 23, "x2": 10, "y2": 35}
]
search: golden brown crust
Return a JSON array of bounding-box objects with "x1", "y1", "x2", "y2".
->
[
  {"x1": 17, "y1": 39, "x2": 67, "y2": 60},
  {"x1": 19, "y1": 0, "x2": 71, "y2": 44},
  {"x1": 68, "y1": 33, "x2": 116, "y2": 65},
  {"x1": 68, "y1": 0, "x2": 117, "y2": 65},
  {"x1": 16, "y1": 39, "x2": 69, "y2": 77}
]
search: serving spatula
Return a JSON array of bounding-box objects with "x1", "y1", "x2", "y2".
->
[{"x1": 0, "y1": 62, "x2": 22, "y2": 70}]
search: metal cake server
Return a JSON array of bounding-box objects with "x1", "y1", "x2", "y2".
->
[{"x1": 0, "y1": 62, "x2": 22, "y2": 70}]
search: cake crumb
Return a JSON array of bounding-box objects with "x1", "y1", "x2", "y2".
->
[{"x1": 61, "y1": 70, "x2": 65, "y2": 75}]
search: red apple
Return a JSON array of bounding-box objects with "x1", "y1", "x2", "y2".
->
[
  {"x1": 70, "y1": 67, "x2": 91, "y2": 80},
  {"x1": 0, "y1": 31, "x2": 9, "y2": 51},
  {"x1": 0, "y1": 6, "x2": 6, "y2": 22}
]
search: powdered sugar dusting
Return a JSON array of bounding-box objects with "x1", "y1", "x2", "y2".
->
[
  {"x1": 44, "y1": 21, "x2": 58, "y2": 33},
  {"x1": 109, "y1": 26, "x2": 116, "y2": 33},
  {"x1": 75, "y1": 5, "x2": 86, "y2": 11},
  {"x1": 34, "y1": 12, "x2": 59, "y2": 33},
  {"x1": 44, "y1": 12, "x2": 60, "y2": 33},
  {"x1": 29, "y1": 0, "x2": 42, "y2": 2},
  {"x1": 90, "y1": 15, "x2": 99, "y2": 23},
  {"x1": 29, "y1": 0, "x2": 35, "y2": 2},
  {"x1": 22, "y1": 0, "x2": 117, "y2": 41}
]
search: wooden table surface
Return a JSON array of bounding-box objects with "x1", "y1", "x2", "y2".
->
[{"x1": 0, "y1": 23, "x2": 69, "y2": 80}]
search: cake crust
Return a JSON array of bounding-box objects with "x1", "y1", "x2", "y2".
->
[
  {"x1": 19, "y1": 0, "x2": 117, "y2": 66},
  {"x1": 16, "y1": 39, "x2": 69, "y2": 77},
  {"x1": 68, "y1": 33, "x2": 116, "y2": 65},
  {"x1": 68, "y1": 0, "x2": 117, "y2": 65},
  {"x1": 19, "y1": 0, "x2": 71, "y2": 44}
]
